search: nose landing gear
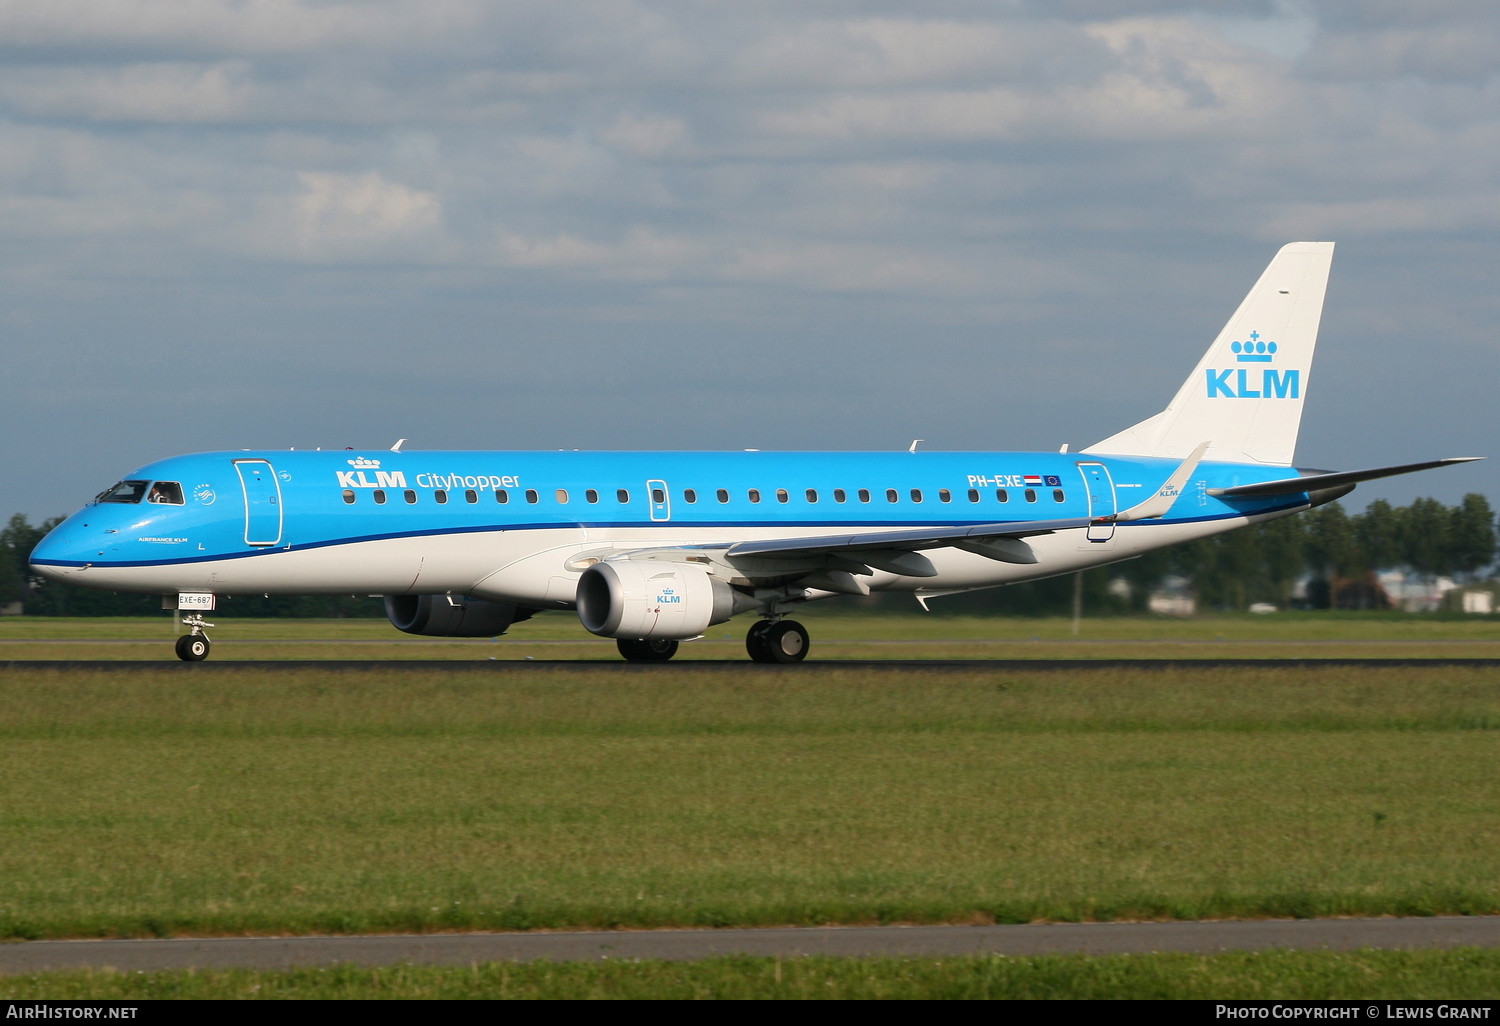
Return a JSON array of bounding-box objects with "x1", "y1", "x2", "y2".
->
[
  {"x1": 175, "y1": 614, "x2": 213, "y2": 662},
  {"x1": 746, "y1": 619, "x2": 809, "y2": 663}
]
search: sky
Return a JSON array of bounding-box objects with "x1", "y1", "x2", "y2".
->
[{"x1": 2, "y1": 0, "x2": 1497, "y2": 520}]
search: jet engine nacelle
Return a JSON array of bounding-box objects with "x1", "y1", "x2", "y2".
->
[
  {"x1": 384, "y1": 594, "x2": 534, "y2": 637},
  {"x1": 576, "y1": 561, "x2": 749, "y2": 640}
]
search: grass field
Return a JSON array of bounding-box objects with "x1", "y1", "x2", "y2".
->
[
  {"x1": 0, "y1": 662, "x2": 1497, "y2": 941},
  {"x1": 1, "y1": 611, "x2": 1497, "y2": 660},
  {"x1": 5, "y1": 950, "x2": 1500, "y2": 999}
]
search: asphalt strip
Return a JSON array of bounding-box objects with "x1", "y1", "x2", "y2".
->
[
  {"x1": 4, "y1": 918, "x2": 1499, "y2": 973},
  {"x1": 5, "y1": 658, "x2": 1500, "y2": 671}
]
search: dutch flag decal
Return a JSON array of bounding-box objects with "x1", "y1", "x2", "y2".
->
[{"x1": 1023, "y1": 475, "x2": 1043, "y2": 486}]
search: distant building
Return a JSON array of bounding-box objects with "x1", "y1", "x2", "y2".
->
[
  {"x1": 1147, "y1": 575, "x2": 1196, "y2": 616},
  {"x1": 1462, "y1": 590, "x2": 1494, "y2": 615},
  {"x1": 1376, "y1": 571, "x2": 1456, "y2": 613}
]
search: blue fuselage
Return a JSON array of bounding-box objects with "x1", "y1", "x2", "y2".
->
[{"x1": 29, "y1": 448, "x2": 1305, "y2": 604}]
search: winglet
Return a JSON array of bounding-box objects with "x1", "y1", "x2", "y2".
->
[{"x1": 1111, "y1": 441, "x2": 1211, "y2": 522}]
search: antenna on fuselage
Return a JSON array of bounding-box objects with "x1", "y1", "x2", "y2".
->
[
  {"x1": 908, "y1": 439, "x2": 923, "y2": 453},
  {"x1": 391, "y1": 439, "x2": 406, "y2": 452}
]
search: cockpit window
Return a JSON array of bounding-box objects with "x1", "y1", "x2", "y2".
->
[
  {"x1": 96, "y1": 480, "x2": 149, "y2": 504},
  {"x1": 147, "y1": 481, "x2": 184, "y2": 505}
]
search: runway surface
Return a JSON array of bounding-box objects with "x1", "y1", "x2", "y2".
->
[
  {"x1": 6, "y1": 638, "x2": 1500, "y2": 645},
  {"x1": 4, "y1": 918, "x2": 1498, "y2": 973},
  {"x1": 3, "y1": 658, "x2": 1500, "y2": 670}
]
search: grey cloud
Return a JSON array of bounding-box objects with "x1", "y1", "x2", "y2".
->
[
  {"x1": 0, "y1": 0, "x2": 1496, "y2": 518},
  {"x1": 1024, "y1": 0, "x2": 1278, "y2": 18}
]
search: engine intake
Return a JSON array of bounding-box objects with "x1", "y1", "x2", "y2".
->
[
  {"x1": 384, "y1": 594, "x2": 535, "y2": 637},
  {"x1": 576, "y1": 561, "x2": 750, "y2": 640}
]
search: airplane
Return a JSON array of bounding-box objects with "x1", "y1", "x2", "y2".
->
[{"x1": 28, "y1": 241, "x2": 1481, "y2": 662}]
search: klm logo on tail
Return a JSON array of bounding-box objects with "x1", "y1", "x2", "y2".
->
[{"x1": 1206, "y1": 330, "x2": 1299, "y2": 399}]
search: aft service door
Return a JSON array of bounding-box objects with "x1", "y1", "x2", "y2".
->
[
  {"x1": 646, "y1": 479, "x2": 670, "y2": 522},
  {"x1": 234, "y1": 459, "x2": 283, "y2": 547},
  {"x1": 1077, "y1": 463, "x2": 1116, "y2": 542}
]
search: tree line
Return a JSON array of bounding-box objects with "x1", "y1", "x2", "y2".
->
[
  {"x1": 1116, "y1": 492, "x2": 1496, "y2": 612},
  {"x1": 2, "y1": 495, "x2": 1496, "y2": 617},
  {"x1": 937, "y1": 492, "x2": 1498, "y2": 615}
]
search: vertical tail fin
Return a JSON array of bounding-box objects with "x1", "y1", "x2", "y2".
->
[{"x1": 1083, "y1": 241, "x2": 1334, "y2": 466}]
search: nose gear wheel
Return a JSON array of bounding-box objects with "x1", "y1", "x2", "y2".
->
[{"x1": 175, "y1": 634, "x2": 210, "y2": 661}]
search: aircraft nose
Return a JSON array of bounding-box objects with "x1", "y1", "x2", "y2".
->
[
  {"x1": 27, "y1": 520, "x2": 95, "y2": 579},
  {"x1": 28, "y1": 533, "x2": 71, "y2": 581}
]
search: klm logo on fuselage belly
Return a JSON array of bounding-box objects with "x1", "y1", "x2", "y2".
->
[
  {"x1": 335, "y1": 457, "x2": 407, "y2": 489},
  {"x1": 1206, "y1": 331, "x2": 1299, "y2": 399}
]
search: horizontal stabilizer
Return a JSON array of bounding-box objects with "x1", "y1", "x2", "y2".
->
[{"x1": 1207, "y1": 457, "x2": 1483, "y2": 499}]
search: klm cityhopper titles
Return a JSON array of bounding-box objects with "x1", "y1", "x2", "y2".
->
[{"x1": 29, "y1": 242, "x2": 1480, "y2": 662}]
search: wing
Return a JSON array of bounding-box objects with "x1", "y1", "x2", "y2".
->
[
  {"x1": 625, "y1": 515, "x2": 1089, "y2": 593},
  {"x1": 605, "y1": 516, "x2": 1093, "y2": 594},
  {"x1": 720, "y1": 515, "x2": 1090, "y2": 566},
  {"x1": 607, "y1": 448, "x2": 1210, "y2": 590}
]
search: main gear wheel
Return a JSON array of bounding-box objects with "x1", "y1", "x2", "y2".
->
[{"x1": 746, "y1": 619, "x2": 809, "y2": 663}]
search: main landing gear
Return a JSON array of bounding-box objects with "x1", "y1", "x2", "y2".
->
[
  {"x1": 746, "y1": 619, "x2": 809, "y2": 663},
  {"x1": 613, "y1": 621, "x2": 811, "y2": 663},
  {"x1": 175, "y1": 614, "x2": 213, "y2": 662},
  {"x1": 617, "y1": 638, "x2": 680, "y2": 662}
]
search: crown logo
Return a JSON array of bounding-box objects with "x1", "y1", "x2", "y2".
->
[
  {"x1": 347, "y1": 457, "x2": 381, "y2": 468},
  {"x1": 1231, "y1": 329, "x2": 1276, "y2": 363}
]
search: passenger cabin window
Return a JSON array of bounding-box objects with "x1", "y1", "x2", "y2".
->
[
  {"x1": 465, "y1": 490, "x2": 477, "y2": 503},
  {"x1": 939, "y1": 489, "x2": 951, "y2": 503},
  {"x1": 996, "y1": 489, "x2": 1009, "y2": 503},
  {"x1": 805, "y1": 489, "x2": 817, "y2": 503},
  {"x1": 652, "y1": 488, "x2": 665, "y2": 504},
  {"x1": 1053, "y1": 489, "x2": 1066, "y2": 502},
  {"x1": 776, "y1": 489, "x2": 788, "y2": 503},
  {"x1": 885, "y1": 489, "x2": 898, "y2": 503},
  {"x1": 96, "y1": 480, "x2": 149, "y2": 504},
  {"x1": 147, "y1": 481, "x2": 184, "y2": 505},
  {"x1": 526, "y1": 489, "x2": 539, "y2": 503},
  {"x1": 716, "y1": 489, "x2": 729, "y2": 503},
  {"x1": 404, "y1": 489, "x2": 417, "y2": 504},
  {"x1": 495, "y1": 489, "x2": 508, "y2": 504},
  {"x1": 586, "y1": 489, "x2": 598, "y2": 503},
  {"x1": 434, "y1": 489, "x2": 448, "y2": 504},
  {"x1": 858, "y1": 489, "x2": 871, "y2": 503},
  {"x1": 684, "y1": 489, "x2": 697, "y2": 503},
  {"x1": 374, "y1": 489, "x2": 387, "y2": 504},
  {"x1": 910, "y1": 489, "x2": 923, "y2": 503},
  {"x1": 968, "y1": 489, "x2": 980, "y2": 502},
  {"x1": 556, "y1": 489, "x2": 569, "y2": 504},
  {"x1": 833, "y1": 489, "x2": 846, "y2": 503},
  {"x1": 617, "y1": 489, "x2": 629, "y2": 504},
  {"x1": 1024, "y1": 489, "x2": 1037, "y2": 503},
  {"x1": 342, "y1": 489, "x2": 356, "y2": 504},
  {"x1": 748, "y1": 489, "x2": 761, "y2": 503}
]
